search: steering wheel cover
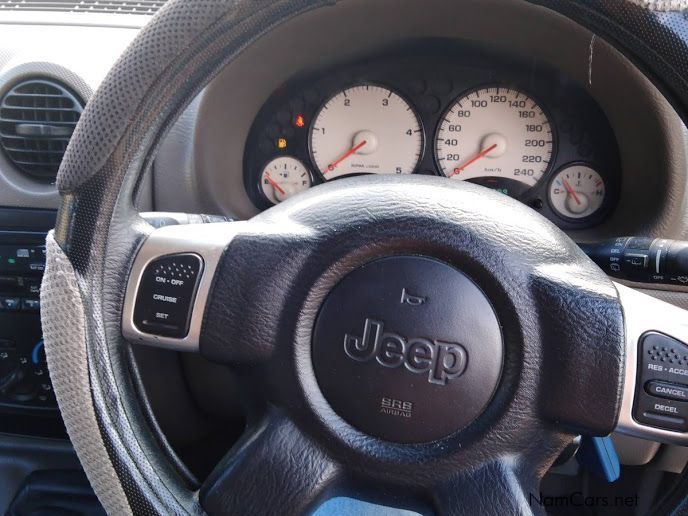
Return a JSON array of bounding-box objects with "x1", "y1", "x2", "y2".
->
[
  {"x1": 40, "y1": 0, "x2": 688, "y2": 514},
  {"x1": 41, "y1": 235, "x2": 132, "y2": 514},
  {"x1": 47, "y1": 1, "x2": 341, "y2": 513}
]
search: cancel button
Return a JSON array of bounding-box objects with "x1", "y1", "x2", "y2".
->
[{"x1": 646, "y1": 380, "x2": 688, "y2": 402}]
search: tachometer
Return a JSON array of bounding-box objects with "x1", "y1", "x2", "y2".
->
[
  {"x1": 310, "y1": 85, "x2": 423, "y2": 180},
  {"x1": 435, "y1": 86, "x2": 553, "y2": 195}
]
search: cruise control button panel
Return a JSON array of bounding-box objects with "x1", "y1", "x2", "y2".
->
[
  {"x1": 634, "y1": 332, "x2": 688, "y2": 431},
  {"x1": 133, "y1": 254, "x2": 203, "y2": 338}
]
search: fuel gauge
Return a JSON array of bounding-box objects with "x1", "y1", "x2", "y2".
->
[
  {"x1": 260, "y1": 156, "x2": 312, "y2": 204},
  {"x1": 549, "y1": 164, "x2": 606, "y2": 220}
]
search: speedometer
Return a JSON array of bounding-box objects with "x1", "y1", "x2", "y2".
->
[
  {"x1": 435, "y1": 86, "x2": 553, "y2": 195},
  {"x1": 310, "y1": 85, "x2": 423, "y2": 180}
]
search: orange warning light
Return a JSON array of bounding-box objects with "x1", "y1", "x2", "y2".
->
[
  {"x1": 294, "y1": 114, "x2": 306, "y2": 128},
  {"x1": 277, "y1": 138, "x2": 287, "y2": 149}
]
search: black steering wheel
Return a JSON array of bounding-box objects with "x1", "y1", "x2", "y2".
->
[{"x1": 39, "y1": 1, "x2": 688, "y2": 514}]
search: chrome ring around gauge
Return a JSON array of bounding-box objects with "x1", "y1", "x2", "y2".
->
[
  {"x1": 435, "y1": 86, "x2": 554, "y2": 196},
  {"x1": 548, "y1": 163, "x2": 606, "y2": 219},
  {"x1": 309, "y1": 85, "x2": 424, "y2": 180},
  {"x1": 259, "y1": 156, "x2": 312, "y2": 204}
]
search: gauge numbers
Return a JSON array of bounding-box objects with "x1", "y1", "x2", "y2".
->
[
  {"x1": 260, "y1": 156, "x2": 312, "y2": 204},
  {"x1": 309, "y1": 85, "x2": 423, "y2": 180},
  {"x1": 436, "y1": 86, "x2": 553, "y2": 195}
]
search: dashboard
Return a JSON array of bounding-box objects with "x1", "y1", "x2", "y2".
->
[
  {"x1": 3, "y1": 0, "x2": 688, "y2": 507},
  {"x1": 243, "y1": 46, "x2": 620, "y2": 229}
]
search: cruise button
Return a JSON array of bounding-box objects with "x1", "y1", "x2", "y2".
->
[{"x1": 646, "y1": 380, "x2": 688, "y2": 402}]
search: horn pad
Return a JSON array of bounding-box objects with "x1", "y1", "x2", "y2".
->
[{"x1": 312, "y1": 255, "x2": 503, "y2": 443}]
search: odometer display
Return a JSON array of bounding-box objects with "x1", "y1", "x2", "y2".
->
[{"x1": 435, "y1": 86, "x2": 553, "y2": 193}]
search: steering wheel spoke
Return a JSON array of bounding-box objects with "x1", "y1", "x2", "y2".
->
[
  {"x1": 615, "y1": 283, "x2": 688, "y2": 445},
  {"x1": 121, "y1": 220, "x2": 245, "y2": 352},
  {"x1": 199, "y1": 410, "x2": 340, "y2": 516},
  {"x1": 432, "y1": 460, "x2": 543, "y2": 516}
]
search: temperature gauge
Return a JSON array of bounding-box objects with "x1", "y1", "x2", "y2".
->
[
  {"x1": 260, "y1": 156, "x2": 312, "y2": 204},
  {"x1": 549, "y1": 164, "x2": 606, "y2": 219}
]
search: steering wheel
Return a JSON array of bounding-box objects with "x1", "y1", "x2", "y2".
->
[{"x1": 39, "y1": 1, "x2": 688, "y2": 514}]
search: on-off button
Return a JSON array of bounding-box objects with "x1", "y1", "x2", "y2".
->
[{"x1": 133, "y1": 254, "x2": 203, "y2": 338}]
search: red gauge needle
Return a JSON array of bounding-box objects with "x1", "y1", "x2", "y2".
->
[
  {"x1": 449, "y1": 143, "x2": 498, "y2": 177},
  {"x1": 325, "y1": 140, "x2": 367, "y2": 174},
  {"x1": 563, "y1": 179, "x2": 582, "y2": 205},
  {"x1": 264, "y1": 172, "x2": 285, "y2": 195}
]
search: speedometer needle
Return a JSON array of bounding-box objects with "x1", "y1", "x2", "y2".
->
[
  {"x1": 449, "y1": 143, "x2": 498, "y2": 177},
  {"x1": 563, "y1": 179, "x2": 582, "y2": 206},
  {"x1": 264, "y1": 172, "x2": 285, "y2": 195},
  {"x1": 325, "y1": 140, "x2": 367, "y2": 174}
]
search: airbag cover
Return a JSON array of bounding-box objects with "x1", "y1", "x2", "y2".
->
[{"x1": 312, "y1": 255, "x2": 503, "y2": 443}]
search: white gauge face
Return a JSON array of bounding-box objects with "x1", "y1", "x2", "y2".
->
[
  {"x1": 549, "y1": 164, "x2": 606, "y2": 219},
  {"x1": 260, "y1": 156, "x2": 312, "y2": 204},
  {"x1": 309, "y1": 85, "x2": 423, "y2": 180},
  {"x1": 436, "y1": 86, "x2": 553, "y2": 189}
]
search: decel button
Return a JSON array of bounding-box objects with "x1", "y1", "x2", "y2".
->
[{"x1": 133, "y1": 254, "x2": 203, "y2": 338}]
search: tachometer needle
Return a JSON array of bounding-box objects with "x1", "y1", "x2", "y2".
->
[
  {"x1": 563, "y1": 179, "x2": 582, "y2": 206},
  {"x1": 325, "y1": 140, "x2": 367, "y2": 174},
  {"x1": 264, "y1": 172, "x2": 285, "y2": 195},
  {"x1": 449, "y1": 143, "x2": 498, "y2": 177}
]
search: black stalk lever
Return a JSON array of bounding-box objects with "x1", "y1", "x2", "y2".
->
[{"x1": 579, "y1": 237, "x2": 688, "y2": 286}]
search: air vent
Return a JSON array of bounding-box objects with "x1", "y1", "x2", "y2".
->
[
  {"x1": 0, "y1": 79, "x2": 84, "y2": 181},
  {"x1": 0, "y1": 1, "x2": 165, "y2": 15}
]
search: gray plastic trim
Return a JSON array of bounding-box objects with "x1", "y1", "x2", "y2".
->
[
  {"x1": 616, "y1": 282, "x2": 688, "y2": 445},
  {"x1": 0, "y1": 23, "x2": 139, "y2": 210},
  {"x1": 0, "y1": 62, "x2": 92, "y2": 208},
  {"x1": 122, "y1": 221, "x2": 244, "y2": 352}
]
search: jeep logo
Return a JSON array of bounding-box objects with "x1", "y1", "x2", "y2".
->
[{"x1": 343, "y1": 318, "x2": 467, "y2": 385}]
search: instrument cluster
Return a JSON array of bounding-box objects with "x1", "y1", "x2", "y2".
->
[{"x1": 243, "y1": 51, "x2": 621, "y2": 229}]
